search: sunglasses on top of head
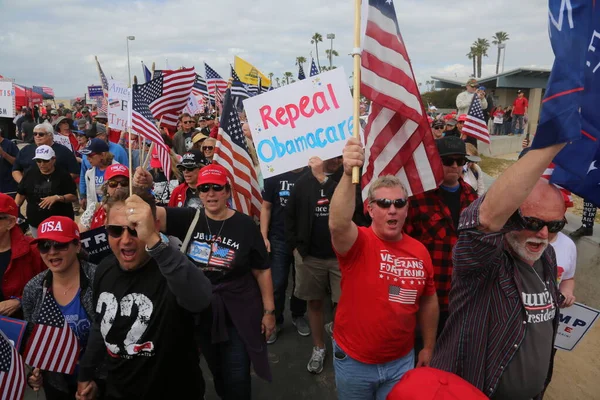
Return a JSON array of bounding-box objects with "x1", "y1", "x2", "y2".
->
[
  {"x1": 199, "y1": 184, "x2": 225, "y2": 193},
  {"x1": 38, "y1": 240, "x2": 75, "y2": 254},
  {"x1": 107, "y1": 180, "x2": 129, "y2": 189},
  {"x1": 370, "y1": 198, "x2": 408, "y2": 209},
  {"x1": 106, "y1": 225, "x2": 138, "y2": 238},
  {"x1": 522, "y1": 216, "x2": 566, "y2": 233},
  {"x1": 441, "y1": 157, "x2": 468, "y2": 167}
]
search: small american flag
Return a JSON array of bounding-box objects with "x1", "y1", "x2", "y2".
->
[
  {"x1": 0, "y1": 331, "x2": 25, "y2": 400},
  {"x1": 213, "y1": 89, "x2": 262, "y2": 218},
  {"x1": 388, "y1": 285, "x2": 418, "y2": 305},
  {"x1": 543, "y1": 163, "x2": 574, "y2": 207},
  {"x1": 41, "y1": 86, "x2": 54, "y2": 97},
  {"x1": 95, "y1": 56, "x2": 109, "y2": 114},
  {"x1": 209, "y1": 243, "x2": 235, "y2": 267},
  {"x1": 360, "y1": 0, "x2": 443, "y2": 201},
  {"x1": 132, "y1": 77, "x2": 173, "y2": 180},
  {"x1": 23, "y1": 290, "x2": 81, "y2": 374},
  {"x1": 462, "y1": 95, "x2": 491, "y2": 144},
  {"x1": 298, "y1": 64, "x2": 306, "y2": 80},
  {"x1": 309, "y1": 59, "x2": 319, "y2": 77},
  {"x1": 205, "y1": 63, "x2": 228, "y2": 98}
]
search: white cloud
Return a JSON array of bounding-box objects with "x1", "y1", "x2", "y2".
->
[{"x1": 0, "y1": 0, "x2": 553, "y2": 97}]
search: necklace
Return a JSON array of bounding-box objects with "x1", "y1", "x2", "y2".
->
[
  {"x1": 530, "y1": 263, "x2": 548, "y2": 290},
  {"x1": 205, "y1": 211, "x2": 226, "y2": 239},
  {"x1": 56, "y1": 282, "x2": 77, "y2": 295}
]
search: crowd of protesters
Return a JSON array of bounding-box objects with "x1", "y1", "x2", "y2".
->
[{"x1": 0, "y1": 81, "x2": 578, "y2": 400}]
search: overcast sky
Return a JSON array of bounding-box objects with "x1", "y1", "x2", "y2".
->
[{"x1": 0, "y1": 0, "x2": 553, "y2": 98}]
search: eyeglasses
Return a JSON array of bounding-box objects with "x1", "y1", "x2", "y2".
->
[
  {"x1": 369, "y1": 198, "x2": 408, "y2": 209},
  {"x1": 33, "y1": 132, "x2": 47, "y2": 137},
  {"x1": 106, "y1": 225, "x2": 138, "y2": 238},
  {"x1": 199, "y1": 184, "x2": 225, "y2": 193},
  {"x1": 202, "y1": 146, "x2": 214, "y2": 151},
  {"x1": 38, "y1": 240, "x2": 73, "y2": 254},
  {"x1": 441, "y1": 157, "x2": 467, "y2": 167},
  {"x1": 182, "y1": 121, "x2": 194, "y2": 124},
  {"x1": 107, "y1": 180, "x2": 129, "y2": 189},
  {"x1": 35, "y1": 159, "x2": 52, "y2": 164},
  {"x1": 522, "y1": 216, "x2": 566, "y2": 233},
  {"x1": 177, "y1": 166, "x2": 199, "y2": 172}
]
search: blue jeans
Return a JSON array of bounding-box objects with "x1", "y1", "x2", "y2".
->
[
  {"x1": 269, "y1": 238, "x2": 307, "y2": 325},
  {"x1": 512, "y1": 115, "x2": 525, "y2": 134},
  {"x1": 333, "y1": 339, "x2": 414, "y2": 400}
]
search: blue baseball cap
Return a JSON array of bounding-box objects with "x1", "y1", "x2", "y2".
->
[
  {"x1": 80, "y1": 138, "x2": 109, "y2": 155},
  {"x1": 478, "y1": 86, "x2": 486, "y2": 91}
]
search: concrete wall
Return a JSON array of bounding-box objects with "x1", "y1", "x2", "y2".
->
[{"x1": 479, "y1": 134, "x2": 524, "y2": 157}]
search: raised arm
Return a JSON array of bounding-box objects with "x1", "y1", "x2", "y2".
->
[{"x1": 329, "y1": 137, "x2": 362, "y2": 255}]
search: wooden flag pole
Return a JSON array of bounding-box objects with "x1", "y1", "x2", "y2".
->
[
  {"x1": 142, "y1": 143, "x2": 155, "y2": 170},
  {"x1": 351, "y1": 0, "x2": 362, "y2": 184}
]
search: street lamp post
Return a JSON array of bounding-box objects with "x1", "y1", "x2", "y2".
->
[
  {"x1": 327, "y1": 33, "x2": 335, "y2": 69},
  {"x1": 126, "y1": 36, "x2": 135, "y2": 87},
  {"x1": 499, "y1": 43, "x2": 506, "y2": 73}
]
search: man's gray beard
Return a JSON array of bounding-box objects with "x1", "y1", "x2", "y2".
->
[{"x1": 505, "y1": 232, "x2": 548, "y2": 263}]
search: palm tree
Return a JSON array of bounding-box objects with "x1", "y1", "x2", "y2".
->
[
  {"x1": 268, "y1": 72, "x2": 274, "y2": 81},
  {"x1": 311, "y1": 33, "x2": 323, "y2": 71},
  {"x1": 492, "y1": 31, "x2": 510, "y2": 74},
  {"x1": 275, "y1": 77, "x2": 280, "y2": 87},
  {"x1": 325, "y1": 49, "x2": 339, "y2": 69},
  {"x1": 284, "y1": 72, "x2": 293, "y2": 85},
  {"x1": 472, "y1": 38, "x2": 490, "y2": 78},
  {"x1": 295, "y1": 56, "x2": 307, "y2": 66},
  {"x1": 466, "y1": 47, "x2": 476, "y2": 78}
]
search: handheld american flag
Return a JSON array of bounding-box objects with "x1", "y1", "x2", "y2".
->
[
  {"x1": 41, "y1": 87, "x2": 55, "y2": 98},
  {"x1": 205, "y1": 63, "x2": 228, "y2": 98},
  {"x1": 360, "y1": 0, "x2": 443, "y2": 201},
  {"x1": 146, "y1": 67, "x2": 195, "y2": 128},
  {"x1": 309, "y1": 59, "x2": 319, "y2": 77},
  {"x1": 94, "y1": 56, "x2": 109, "y2": 114},
  {"x1": 298, "y1": 64, "x2": 306, "y2": 80},
  {"x1": 462, "y1": 95, "x2": 490, "y2": 144},
  {"x1": 0, "y1": 331, "x2": 25, "y2": 400},
  {"x1": 132, "y1": 79, "x2": 173, "y2": 179},
  {"x1": 231, "y1": 68, "x2": 251, "y2": 101},
  {"x1": 23, "y1": 290, "x2": 81, "y2": 374},
  {"x1": 213, "y1": 89, "x2": 262, "y2": 218},
  {"x1": 193, "y1": 73, "x2": 210, "y2": 98}
]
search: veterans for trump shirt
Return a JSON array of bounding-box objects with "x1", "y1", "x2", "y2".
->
[{"x1": 333, "y1": 227, "x2": 436, "y2": 364}]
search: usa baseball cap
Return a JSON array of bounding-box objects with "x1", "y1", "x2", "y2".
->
[
  {"x1": 197, "y1": 164, "x2": 228, "y2": 186},
  {"x1": 31, "y1": 216, "x2": 80, "y2": 244},
  {"x1": 33, "y1": 145, "x2": 56, "y2": 161},
  {"x1": 105, "y1": 164, "x2": 130, "y2": 181}
]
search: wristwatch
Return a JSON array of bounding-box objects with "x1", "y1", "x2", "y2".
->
[
  {"x1": 263, "y1": 309, "x2": 275, "y2": 316},
  {"x1": 145, "y1": 233, "x2": 170, "y2": 255}
]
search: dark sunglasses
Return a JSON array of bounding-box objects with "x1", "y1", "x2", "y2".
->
[
  {"x1": 35, "y1": 159, "x2": 52, "y2": 164},
  {"x1": 522, "y1": 216, "x2": 566, "y2": 233},
  {"x1": 33, "y1": 132, "x2": 47, "y2": 137},
  {"x1": 38, "y1": 240, "x2": 74, "y2": 254},
  {"x1": 107, "y1": 180, "x2": 129, "y2": 189},
  {"x1": 202, "y1": 146, "x2": 214, "y2": 151},
  {"x1": 199, "y1": 184, "x2": 225, "y2": 193},
  {"x1": 432, "y1": 125, "x2": 444, "y2": 129},
  {"x1": 370, "y1": 198, "x2": 408, "y2": 209},
  {"x1": 182, "y1": 121, "x2": 194, "y2": 124},
  {"x1": 441, "y1": 157, "x2": 468, "y2": 167},
  {"x1": 177, "y1": 165, "x2": 199, "y2": 172},
  {"x1": 106, "y1": 225, "x2": 138, "y2": 238}
]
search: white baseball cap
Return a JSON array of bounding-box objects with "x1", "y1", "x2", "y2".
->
[{"x1": 33, "y1": 145, "x2": 56, "y2": 161}]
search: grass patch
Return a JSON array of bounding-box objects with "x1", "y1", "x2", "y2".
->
[{"x1": 479, "y1": 155, "x2": 516, "y2": 179}]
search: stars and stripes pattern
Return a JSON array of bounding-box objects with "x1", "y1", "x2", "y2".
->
[
  {"x1": 205, "y1": 63, "x2": 228, "y2": 97},
  {"x1": 230, "y1": 68, "x2": 250, "y2": 101},
  {"x1": 23, "y1": 290, "x2": 81, "y2": 374},
  {"x1": 360, "y1": 0, "x2": 443, "y2": 203},
  {"x1": 298, "y1": 64, "x2": 306, "y2": 80},
  {"x1": 309, "y1": 59, "x2": 319, "y2": 77},
  {"x1": 147, "y1": 67, "x2": 195, "y2": 124},
  {"x1": 132, "y1": 77, "x2": 173, "y2": 180},
  {"x1": 95, "y1": 56, "x2": 109, "y2": 114},
  {"x1": 192, "y1": 73, "x2": 209, "y2": 98},
  {"x1": 208, "y1": 243, "x2": 236, "y2": 267},
  {"x1": 213, "y1": 89, "x2": 262, "y2": 219},
  {"x1": 153, "y1": 69, "x2": 163, "y2": 79},
  {"x1": 0, "y1": 331, "x2": 25, "y2": 400},
  {"x1": 543, "y1": 163, "x2": 574, "y2": 208},
  {"x1": 388, "y1": 285, "x2": 418, "y2": 305},
  {"x1": 41, "y1": 86, "x2": 55, "y2": 97},
  {"x1": 462, "y1": 94, "x2": 491, "y2": 144}
]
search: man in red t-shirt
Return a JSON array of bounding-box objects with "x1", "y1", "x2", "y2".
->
[
  {"x1": 329, "y1": 137, "x2": 440, "y2": 399},
  {"x1": 512, "y1": 90, "x2": 529, "y2": 135}
]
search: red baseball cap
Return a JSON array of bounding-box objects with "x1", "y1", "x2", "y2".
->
[
  {"x1": 0, "y1": 193, "x2": 19, "y2": 218},
  {"x1": 197, "y1": 164, "x2": 228, "y2": 186},
  {"x1": 31, "y1": 216, "x2": 80, "y2": 244},
  {"x1": 387, "y1": 368, "x2": 487, "y2": 400},
  {"x1": 105, "y1": 164, "x2": 130, "y2": 181},
  {"x1": 150, "y1": 147, "x2": 161, "y2": 169},
  {"x1": 457, "y1": 114, "x2": 468, "y2": 122}
]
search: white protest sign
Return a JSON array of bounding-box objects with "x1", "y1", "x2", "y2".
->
[
  {"x1": 107, "y1": 79, "x2": 131, "y2": 130},
  {"x1": 183, "y1": 94, "x2": 201, "y2": 116},
  {"x1": 243, "y1": 68, "x2": 354, "y2": 179},
  {"x1": 0, "y1": 82, "x2": 15, "y2": 118},
  {"x1": 554, "y1": 302, "x2": 600, "y2": 351}
]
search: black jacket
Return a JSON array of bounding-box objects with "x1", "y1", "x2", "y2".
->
[{"x1": 285, "y1": 168, "x2": 369, "y2": 257}]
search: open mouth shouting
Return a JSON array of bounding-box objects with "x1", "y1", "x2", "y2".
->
[{"x1": 120, "y1": 247, "x2": 138, "y2": 262}]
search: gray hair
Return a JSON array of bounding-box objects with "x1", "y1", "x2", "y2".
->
[
  {"x1": 34, "y1": 122, "x2": 54, "y2": 135},
  {"x1": 367, "y1": 175, "x2": 407, "y2": 201}
]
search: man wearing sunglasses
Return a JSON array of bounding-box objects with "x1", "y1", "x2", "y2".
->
[
  {"x1": 431, "y1": 121, "x2": 445, "y2": 139},
  {"x1": 328, "y1": 137, "x2": 439, "y2": 399},
  {"x1": 173, "y1": 113, "x2": 197, "y2": 155},
  {"x1": 12, "y1": 123, "x2": 79, "y2": 185},
  {"x1": 169, "y1": 150, "x2": 205, "y2": 209},
  {"x1": 456, "y1": 78, "x2": 487, "y2": 117},
  {"x1": 404, "y1": 136, "x2": 478, "y2": 337},
  {"x1": 431, "y1": 141, "x2": 568, "y2": 399},
  {"x1": 202, "y1": 138, "x2": 217, "y2": 164},
  {"x1": 77, "y1": 189, "x2": 212, "y2": 399},
  {"x1": 15, "y1": 145, "x2": 78, "y2": 238}
]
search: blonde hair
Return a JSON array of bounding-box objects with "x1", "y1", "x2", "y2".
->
[
  {"x1": 100, "y1": 152, "x2": 114, "y2": 167},
  {"x1": 465, "y1": 143, "x2": 479, "y2": 157},
  {"x1": 367, "y1": 175, "x2": 408, "y2": 202}
]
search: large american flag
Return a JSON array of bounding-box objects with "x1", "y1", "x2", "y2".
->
[
  {"x1": 95, "y1": 56, "x2": 109, "y2": 114},
  {"x1": 213, "y1": 89, "x2": 262, "y2": 218},
  {"x1": 360, "y1": 0, "x2": 443, "y2": 201},
  {"x1": 462, "y1": 94, "x2": 491, "y2": 144},
  {"x1": 23, "y1": 290, "x2": 81, "y2": 374},
  {"x1": 205, "y1": 63, "x2": 228, "y2": 98},
  {"x1": 0, "y1": 331, "x2": 25, "y2": 400},
  {"x1": 543, "y1": 162, "x2": 574, "y2": 208},
  {"x1": 132, "y1": 77, "x2": 174, "y2": 179},
  {"x1": 147, "y1": 67, "x2": 195, "y2": 128},
  {"x1": 41, "y1": 86, "x2": 55, "y2": 97}
]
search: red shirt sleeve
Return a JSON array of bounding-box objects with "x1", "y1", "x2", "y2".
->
[
  {"x1": 335, "y1": 227, "x2": 367, "y2": 272},
  {"x1": 421, "y1": 246, "x2": 436, "y2": 296}
]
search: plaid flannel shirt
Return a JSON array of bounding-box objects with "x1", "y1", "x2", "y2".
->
[{"x1": 403, "y1": 179, "x2": 478, "y2": 312}]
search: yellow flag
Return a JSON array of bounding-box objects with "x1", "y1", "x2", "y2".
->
[{"x1": 234, "y1": 56, "x2": 271, "y2": 87}]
